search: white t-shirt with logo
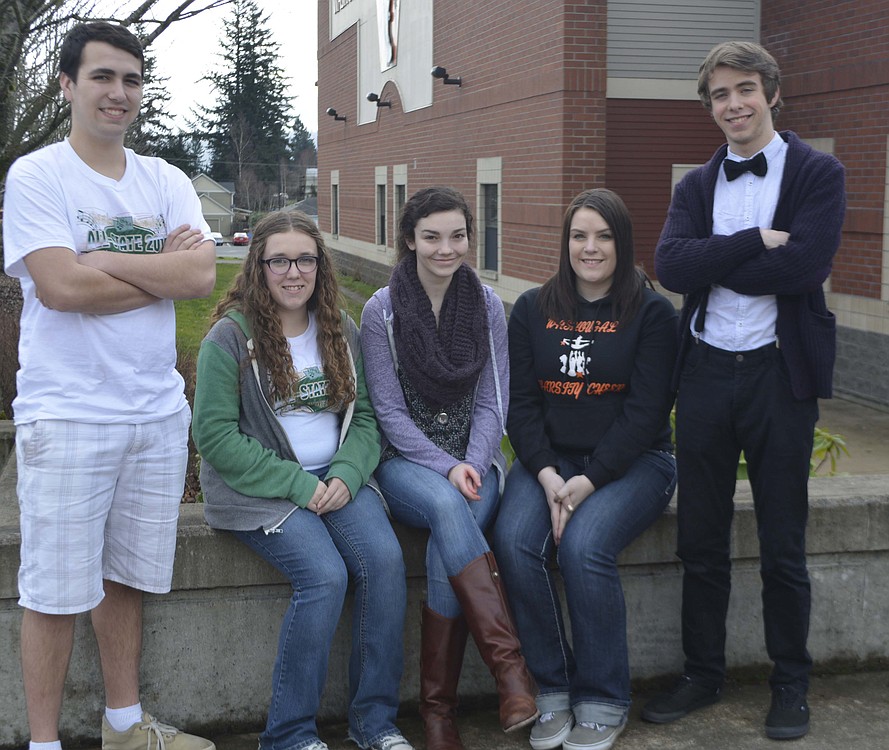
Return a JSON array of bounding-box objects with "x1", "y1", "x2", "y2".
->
[
  {"x1": 275, "y1": 314, "x2": 340, "y2": 471},
  {"x1": 3, "y1": 139, "x2": 212, "y2": 424}
]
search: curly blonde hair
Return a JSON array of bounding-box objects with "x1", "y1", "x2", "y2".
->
[{"x1": 213, "y1": 211, "x2": 356, "y2": 408}]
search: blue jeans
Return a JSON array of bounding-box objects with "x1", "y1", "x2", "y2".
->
[
  {"x1": 375, "y1": 456, "x2": 500, "y2": 618},
  {"x1": 493, "y1": 451, "x2": 676, "y2": 726},
  {"x1": 233, "y1": 483, "x2": 407, "y2": 750}
]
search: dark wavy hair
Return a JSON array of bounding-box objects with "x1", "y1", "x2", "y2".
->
[
  {"x1": 697, "y1": 41, "x2": 783, "y2": 120},
  {"x1": 213, "y1": 211, "x2": 356, "y2": 408},
  {"x1": 537, "y1": 188, "x2": 647, "y2": 326},
  {"x1": 395, "y1": 186, "x2": 474, "y2": 265},
  {"x1": 60, "y1": 21, "x2": 144, "y2": 80}
]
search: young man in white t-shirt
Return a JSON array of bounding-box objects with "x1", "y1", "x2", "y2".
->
[{"x1": 3, "y1": 21, "x2": 216, "y2": 750}]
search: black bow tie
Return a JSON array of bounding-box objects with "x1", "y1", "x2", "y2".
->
[{"x1": 723, "y1": 152, "x2": 768, "y2": 181}]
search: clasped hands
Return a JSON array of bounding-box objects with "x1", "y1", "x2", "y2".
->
[
  {"x1": 307, "y1": 477, "x2": 351, "y2": 515},
  {"x1": 537, "y1": 466, "x2": 595, "y2": 545}
]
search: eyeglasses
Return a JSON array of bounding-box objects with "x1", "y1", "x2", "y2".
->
[{"x1": 261, "y1": 256, "x2": 319, "y2": 275}]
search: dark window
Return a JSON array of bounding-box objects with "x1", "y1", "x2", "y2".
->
[
  {"x1": 481, "y1": 184, "x2": 499, "y2": 271},
  {"x1": 331, "y1": 184, "x2": 340, "y2": 236},
  {"x1": 377, "y1": 184, "x2": 387, "y2": 245},
  {"x1": 395, "y1": 183, "x2": 406, "y2": 227}
]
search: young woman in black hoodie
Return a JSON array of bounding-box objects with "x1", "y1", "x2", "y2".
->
[{"x1": 493, "y1": 189, "x2": 678, "y2": 750}]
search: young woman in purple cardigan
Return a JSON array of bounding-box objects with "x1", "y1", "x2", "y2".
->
[{"x1": 360, "y1": 187, "x2": 537, "y2": 750}]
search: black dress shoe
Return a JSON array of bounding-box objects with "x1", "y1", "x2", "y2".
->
[
  {"x1": 765, "y1": 685, "x2": 809, "y2": 740},
  {"x1": 641, "y1": 675, "x2": 722, "y2": 724}
]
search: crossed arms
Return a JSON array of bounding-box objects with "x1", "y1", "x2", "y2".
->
[
  {"x1": 655, "y1": 152, "x2": 845, "y2": 297},
  {"x1": 25, "y1": 225, "x2": 216, "y2": 314}
]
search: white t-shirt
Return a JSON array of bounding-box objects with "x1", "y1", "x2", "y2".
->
[
  {"x1": 274, "y1": 314, "x2": 340, "y2": 471},
  {"x1": 3, "y1": 139, "x2": 212, "y2": 424}
]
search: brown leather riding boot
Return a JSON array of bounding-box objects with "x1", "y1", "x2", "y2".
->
[
  {"x1": 419, "y1": 605, "x2": 470, "y2": 750},
  {"x1": 448, "y1": 551, "x2": 539, "y2": 733}
]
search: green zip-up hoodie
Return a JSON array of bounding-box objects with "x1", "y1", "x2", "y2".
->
[{"x1": 192, "y1": 309, "x2": 380, "y2": 531}]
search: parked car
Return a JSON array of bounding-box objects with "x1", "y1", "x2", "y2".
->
[
  {"x1": 232, "y1": 232, "x2": 249, "y2": 246},
  {"x1": 210, "y1": 231, "x2": 224, "y2": 246}
]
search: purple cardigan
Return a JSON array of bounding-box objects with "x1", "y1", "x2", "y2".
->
[
  {"x1": 655, "y1": 130, "x2": 846, "y2": 400},
  {"x1": 360, "y1": 283, "x2": 509, "y2": 480}
]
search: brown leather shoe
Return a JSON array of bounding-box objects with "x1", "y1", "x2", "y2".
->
[{"x1": 448, "y1": 552, "x2": 539, "y2": 733}]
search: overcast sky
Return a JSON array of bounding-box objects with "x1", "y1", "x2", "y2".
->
[{"x1": 150, "y1": 0, "x2": 319, "y2": 136}]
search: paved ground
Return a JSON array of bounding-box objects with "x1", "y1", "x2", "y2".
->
[
  {"x1": 209, "y1": 669, "x2": 889, "y2": 750},
  {"x1": 816, "y1": 397, "x2": 889, "y2": 475}
]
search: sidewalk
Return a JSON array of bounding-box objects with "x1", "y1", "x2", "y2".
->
[{"x1": 210, "y1": 670, "x2": 889, "y2": 750}]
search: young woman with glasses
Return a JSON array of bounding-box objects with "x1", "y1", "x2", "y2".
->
[
  {"x1": 192, "y1": 210, "x2": 414, "y2": 750},
  {"x1": 360, "y1": 187, "x2": 538, "y2": 750}
]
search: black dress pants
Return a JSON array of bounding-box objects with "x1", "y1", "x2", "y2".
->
[{"x1": 675, "y1": 340, "x2": 818, "y2": 691}]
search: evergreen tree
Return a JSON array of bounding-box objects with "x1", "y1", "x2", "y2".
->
[
  {"x1": 152, "y1": 132, "x2": 206, "y2": 176},
  {"x1": 288, "y1": 115, "x2": 316, "y2": 164},
  {"x1": 200, "y1": 0, "x2": 291, "y2": 209},
  {"x1": 125, "y1": 31, "x2": 172, "y2": 157}
]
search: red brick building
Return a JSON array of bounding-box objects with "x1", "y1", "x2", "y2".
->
[{"x1": 317, "y1": 0, "x2": 889, "y2": 406}]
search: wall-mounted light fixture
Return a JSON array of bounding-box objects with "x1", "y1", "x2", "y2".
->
[
  {"x1": 366, "y1": 92, "x2": 392, "y2": 108},
  {"x1": 326, "y1": 107, "x2": 347, "y2": 121},
  {"x1": 431, "y1": 65, "x2": 462, "y2": 86}
]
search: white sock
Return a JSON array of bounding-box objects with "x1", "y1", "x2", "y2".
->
[
  {"x1": 30, "y1": 741, "x2": 62, "y2": 750},
  {"x1": 105, "y1": 703, "x2": 143, "y2": 732}
]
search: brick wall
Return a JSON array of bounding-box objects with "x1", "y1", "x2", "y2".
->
[
  {"x1": 763, "y1": 0, "x2": 889, "y2": 301},
  {"x1": 605, "y1": 100, "x2": 725, "y2": 276},
  {"x1": 318, "y1": 0, "x2": 609, "y2": 288}
]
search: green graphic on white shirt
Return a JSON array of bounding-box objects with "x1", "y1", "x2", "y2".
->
[
  {"x1": 77, "y1": 209, "x2": 166, "y2": 254},
  {"x1": 277, "y1": 365, "x2": 330, "y2": 414}
]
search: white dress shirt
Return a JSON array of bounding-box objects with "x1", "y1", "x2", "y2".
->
[{"x1": 692, "y1": 131, "x2": 787, "y2": 351}]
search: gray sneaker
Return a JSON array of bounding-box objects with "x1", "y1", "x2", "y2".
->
[
  {"x1": 366, "y1": 733, "x2": 415, "y2": 750},
  {"x1": 529, "y1": 710, "x2": 574, "y2": 750},
  {"x1": 562, "y1": 719, "x2": 626, "y2": 750}
]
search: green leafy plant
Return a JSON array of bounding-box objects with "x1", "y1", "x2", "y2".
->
[{"x1": 810, "y1": 426, "x2": 849, "y2": 476}]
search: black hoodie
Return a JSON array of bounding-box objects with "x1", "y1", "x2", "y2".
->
[{"x1": 507, "y1": 286, "x2": 678, "y2": 489}]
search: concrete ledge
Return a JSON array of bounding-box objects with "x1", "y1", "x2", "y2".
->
[{"x1": 1, "y1": 441, "x2": 888, "y2": 747}]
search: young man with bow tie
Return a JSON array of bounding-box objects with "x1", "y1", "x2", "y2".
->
[{"x1": 640, "y1": 41, "x2": 845, "y2": 740}]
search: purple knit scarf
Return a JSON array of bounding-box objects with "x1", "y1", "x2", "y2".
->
[{"x1": 389, "y1": 258, "x2": 489, "y2": 408}]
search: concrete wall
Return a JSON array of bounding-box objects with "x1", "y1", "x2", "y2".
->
[
  {"x1": 2, "y1": 433, "x2": 888, "y2": 748},
  {"x1": 835, "y1": 326, "x2": 889, "y2": 406}
]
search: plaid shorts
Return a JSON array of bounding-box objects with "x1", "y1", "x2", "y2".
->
[{"x1": 16, "y1": 408, "x2": 190, "y2": 614}]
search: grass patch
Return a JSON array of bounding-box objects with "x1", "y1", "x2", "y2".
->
[
  {"x1": 175, "y1": 262, "x2": 241, "y2": 356},
  {"x1": 340, "y1": 274, "x2": 379, "y2": 300},
  {"x1": 339, "y1": 274, "x2": 379, "y2": 322}
]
